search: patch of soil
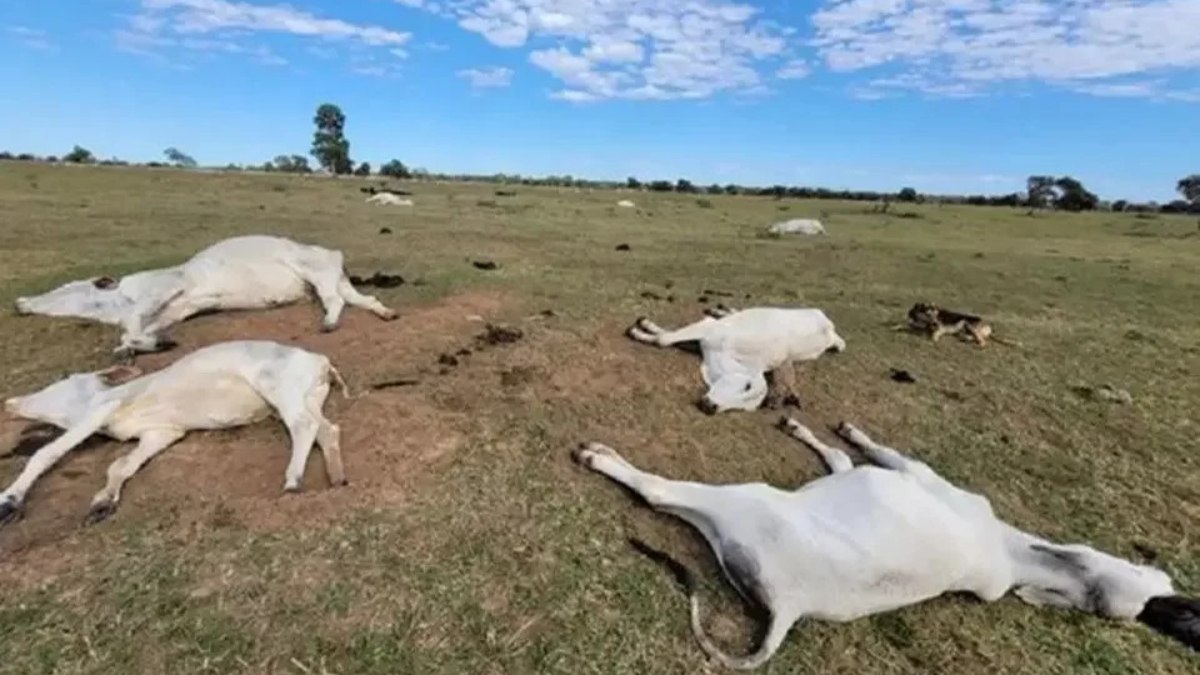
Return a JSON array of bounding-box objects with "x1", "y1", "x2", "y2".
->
[{"x1": 0, "y1": 291, "x2": 509, "y2": 571}]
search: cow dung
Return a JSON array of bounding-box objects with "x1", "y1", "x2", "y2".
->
[
  {"x1": 615, "y1": 243, "x2": 631, "y2": 251},
  {"x1": 477, "y1": 324, "x2": 523, "y2": 346},
  {"x1": 473, "y1": 260, "x2": 500, "y2": 271}
]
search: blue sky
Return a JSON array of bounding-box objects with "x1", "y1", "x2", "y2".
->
[{"x1": 2, "y1": 0, "x2": 1198, "y2": 201}]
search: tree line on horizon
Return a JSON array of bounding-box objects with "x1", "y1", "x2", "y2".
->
[{"x1": 3, "y1": 102, "x2": 1198, "y2": 216}]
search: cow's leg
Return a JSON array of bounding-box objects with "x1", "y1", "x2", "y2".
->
[
  {"x1": 0, "y1": 410, "x2": 115, "y2": 525},
  {"x1": 703, "y1": 304, "x2": 737, "y2": 319},
  {"x1": 86, "y1": 428, "x2": 185, "y2": 524},
  {"x1": 306, "y1": 381, "x2": 347, "y2": 487},
  {"x1": 573, "y1": 443, "x2": 724, "y2": 523},
  {"x1": 115, "y1": 289, "x2": 187, "y2": 355},
  {"x1": 271, "y1": 389, "x2": 322, "y2": 492},
  {"x1": 836, "y1": 423, "x2": 944, "y2": 481},
  {"x1": 762, "y1": 363, "x2": 800, "y2": 409},
  {"x1": 628, "y1": 316, "x2": 716, "y2": 347},
  {"x1": 336, "y1": 276, "x2": 397, "y2": 322},
  {"x1": 779, "y1": 417, "x2": 853, "y2": 474},
  {"x1": 304, "y1": 273, "x2": 348, "y2": 332},
  {"x1": 0, "y1": 441, "x2": 83, "y2": 524},
  {"x1": 117, "y1": 311, "x2": 165, "y2": 355},
  {"x1": 135, "y1": 296, "x2": 202, "y2": 352}
]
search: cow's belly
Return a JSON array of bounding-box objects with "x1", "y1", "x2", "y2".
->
[
  {"x1": 106, "y1": 376, "x2": 273, "y2": 438},
  {"x1": 184, "y1": 261, "x2": 310, "y2": 311}
]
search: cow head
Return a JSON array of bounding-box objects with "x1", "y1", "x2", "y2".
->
[
  {"x1": 1015, "y1": 542, "x2": 1176, "y2": 620},
  {"x1": 5, "y1": 365, "x2": 142, "y2": 429},
  {"x1": 14, "y1": 276, "x2": 132, "y2": 324},
  {"x1": 697, "y1": 368, "x2": 769, "y2": 414}
]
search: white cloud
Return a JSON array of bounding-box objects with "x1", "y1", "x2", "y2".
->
[
  {"x1": 7, "y1": 25, "x2": 55, "y2": 50},
  {"x1": 437, "y1": 0, "x2": 790, "y2": 100},
  {"x1": 811, "y1": 0, "x2": 1200, "y2": 100},
  {"x1": 119, "y1": 0, "x2": 410, "y2": 72},
  {"x1": 458, "y1": 65, "x2": 514, "y2": 88},
  {"x1": 776, "y1": 59, "x2": 809, "y2": 80},
  {"x1": 551, "y1": 89, "x2": 601, "y2": 102}
]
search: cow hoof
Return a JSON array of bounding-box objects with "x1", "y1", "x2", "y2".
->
[
  {"x1": 0, "y1": 499, "x2": 23, "y2": 526},
  {"x1": 84, "y1": 500, "x2": 117, "y2": 526},
  {"x1": 572, "y1": 443, "x2": 617, "y2": 467},
  {"x1": 113, "y1": 348, "x2": 137, "y2": 364},
  {"x1": 283, "y1": 483, "x2": 302, "y2": 494},
  {"x1": 321, "y1": 323, "x2": 337, "y2": 334},
  {"x1": 380, "y1": 311, "x2": 399, "y2": 322},
  {"x1": 634, "y1": 316, "x2": 650, "y2": 331}
]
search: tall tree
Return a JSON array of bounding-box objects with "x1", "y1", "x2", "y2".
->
[
  {"x1": 163, "y1": 147, "x2": 197, "y2": 168},
  {"x1": 273, "y1": 155, "x2": 312, "y2": 173},
  {"x1": 64, "y1": 145, "x2": 95, "y2": 164},
  {"x1": 379, "y1": 159, "x2": 410, "y2": 178},
  {"x1": 311, "y1": 103, "x2": 352, "y2": 175},
  {"x1": 1053, "y1": 176, "x2": 1099, "y2": 212},
  {"x1": 1026, "y1": 175, "x2": 1056, "y2": 208},
  {"x1": 1177, "y1": 174, "x2": 1200, "y2": 205}
]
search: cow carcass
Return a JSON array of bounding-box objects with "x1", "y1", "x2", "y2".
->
[{"x1": 14, "y1": 235, "x2": 397, "y2": 355}]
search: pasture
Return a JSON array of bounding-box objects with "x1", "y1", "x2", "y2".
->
[{"x1": 1, "y1": 163, "x2": 1198, "y2": 674}]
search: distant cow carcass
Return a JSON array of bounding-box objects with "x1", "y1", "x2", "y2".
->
[
  {"x1": 768, "y1": 219, "x2": 826, "y2": 236},
  {"x1": 361, "y1": 186, "x2": 412, "y2": 196},
  {"x1": 617, "y1": 200, "x2": 636, "y2": 208},
  {"x1": 14, "y1": 235, "x2": 397, "y2": 356},
  {"x1": 1, "y1": 341, "x2": 349, "y2": 526},
  {"x1": 366, "y1": 193, "x2": 413, "y2": 206}
]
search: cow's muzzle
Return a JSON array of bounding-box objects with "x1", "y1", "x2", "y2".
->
[
  {"x1": 697, "y1": 398, "x2": 719, "y2": 415},
  {"x1": 13, "y1": 298, "x2": 31, "y2": 315}
]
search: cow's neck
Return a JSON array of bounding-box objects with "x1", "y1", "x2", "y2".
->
[{"x1": 1000, "y1": 523, "x2": 1093, "y2": 608}]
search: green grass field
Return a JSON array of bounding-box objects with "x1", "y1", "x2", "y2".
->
[{"x1": 1, "y1": 163, "x2": 1198, "y2": 674}]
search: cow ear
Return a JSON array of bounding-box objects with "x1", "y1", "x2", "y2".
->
[
  {"x1": 97, "y1": 365, "x2": 142, "y2": 386},
  {"x1": 93, "y1": 276, "x2": 118, "y2": 290},
  {"x1": 1030, "y1": 544, "x2": 1087, "y2": 572}
]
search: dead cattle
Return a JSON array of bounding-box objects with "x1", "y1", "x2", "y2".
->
[
  {"x1": 2, "y1": 341, "x2": 350, "y2": 525},
  {"x1": 14, "y1": 235, "x2": 397, "y2": 356}
]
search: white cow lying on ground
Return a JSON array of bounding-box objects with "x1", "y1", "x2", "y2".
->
[
  {"x1": 14, "y1": 235, "x2": 397, "y2": 356},
  {"x1": 627, "y1": 306, "x2": 845, "y2": 414},
  {"x1": 1, "y1": 341, "x2": 349, "y2": 526},
  {"x1": 575, "y1": 419, "x2": 1199, "y2": 669},
  {"x1": 767, "y1": 218, "x2": 825, "y2": 236},
  {"x1": 366, "y1": 193, "x2": 413, "y2": 206},
  {"x1": 617, "y1": 200, "x2": 636, "y2": 208}
]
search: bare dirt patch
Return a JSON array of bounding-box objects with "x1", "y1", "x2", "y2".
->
[{"x1": 0, "y1": 290, "x2": 510, "y2": 569}]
